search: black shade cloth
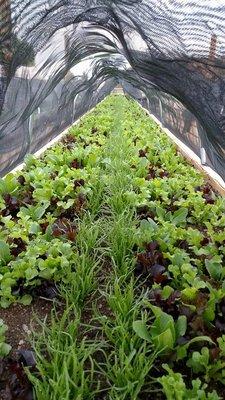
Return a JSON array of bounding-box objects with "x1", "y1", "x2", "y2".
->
[{"x1": 1, "y1": 1, "x2": 225, "y2": 179}]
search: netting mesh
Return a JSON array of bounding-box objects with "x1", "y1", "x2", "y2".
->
[{"x1": 1, "y1": 0, "x2": 225, "y2": 178}]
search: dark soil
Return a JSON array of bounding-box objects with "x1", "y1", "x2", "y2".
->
[
  {"x1": 0, "y1": 299, "x2": 55, "y2": 355},
  {"x1": 0, "y1": 297, "x2": 62, "y2": 400}
]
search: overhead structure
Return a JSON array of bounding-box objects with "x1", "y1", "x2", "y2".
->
[{"x1": 1, "y1": 0, "x2": 225, "y2": 178}]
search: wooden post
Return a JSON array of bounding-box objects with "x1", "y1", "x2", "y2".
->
[
  {"x1": 209, "y1": 33, "x2": 217, "y2": 61},
  {"x1": 0, "y1": 0, "x2": 11, "y2": 33},
  {"x1": 0, "y1": 0, "x2": 12, "y2": 110},
  {"x1": 0, "y1": 0, "x2": 12, "y2": 70}
]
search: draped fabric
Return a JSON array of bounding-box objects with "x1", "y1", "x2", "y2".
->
[{"x1": 1, "y1": 0, "x2": 225, "y2": 178}]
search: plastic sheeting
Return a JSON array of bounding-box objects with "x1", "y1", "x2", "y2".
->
[{"x1": 1, "y1": 1, "x2": 225, "y2": 178}]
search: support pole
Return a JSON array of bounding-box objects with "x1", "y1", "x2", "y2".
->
[
  {"x1": 0, "y1": 0, "x2": 12, "y2": 111},
  {"x1": 200, "y1": 146, "x2": 207, "y2": 165},
  {"x1": 0, "y1": 0, "x2": 12, "y2": 74},
  {"x1": 73, "y1": 94, "x2": 79, "y2": 122},
  {"x1": 209, "y1": 33, "x2": 217, "y2": 61},
  {"x1": 158, "y1": 97, "x2": 163, "y2": 121}
]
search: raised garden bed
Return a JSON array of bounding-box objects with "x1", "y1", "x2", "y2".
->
[{"x1": 0, "y1": 95, "x2": 225, "y2": 399}]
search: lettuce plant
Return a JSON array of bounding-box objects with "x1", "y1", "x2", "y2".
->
[
  {"x1": 133, "y1": 305, "x2": 187, "y2": 353},
  {"x1": 158, "y1": 364, "x2": 221, "y2": 400},
  {"x1": 0, "y1": 319, "x2": 11, "y2": 357}
]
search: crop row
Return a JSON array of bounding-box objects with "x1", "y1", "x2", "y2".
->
[{"x1": 0, "y1": 95, "x2": 225, "y2": 398}]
